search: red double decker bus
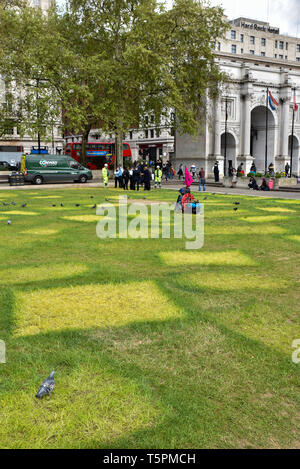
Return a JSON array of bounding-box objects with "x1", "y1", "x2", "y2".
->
[{"x1": 65, "y1": 142, "x2": 132, "y2": 170}]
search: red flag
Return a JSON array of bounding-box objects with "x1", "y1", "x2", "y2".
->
[
  {"x1": 185, "y1": 166, "x2": 193, "y2": 188},
  {"x1": 294, "y1": 88, "x2": 298, "y2": 112}
]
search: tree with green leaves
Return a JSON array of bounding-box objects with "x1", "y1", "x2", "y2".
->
[{"x1": 0, "y1": 0, "x2": 228, "y2": 165}]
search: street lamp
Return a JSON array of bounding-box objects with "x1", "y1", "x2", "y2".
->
[{"x1": 25, "y1": 76, "x2": 49, "y2": 154}]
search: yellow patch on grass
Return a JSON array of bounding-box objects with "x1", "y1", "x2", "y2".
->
[
  {"x1": 61, "y1": 215, "x2": 103, "y2": 222},
  {"x1": 160, "y1": 250, "x2": 255, "y2": 267},
  {"x1": 239, "y1": 215, "x2": 287, "y2": 223},
  {"x1": 286, "y1": 235, "x2": 300, "y2": 242},
  {"x1": 33, "y1": 196, "x2": 62, "y2": 199},
  {"x1": 2, "y1": 263, "x2": 87, "y2": 285},
  {"x1": 13, "y1": 281, "x2": 182, "y2": 336},
  {"x1": 0, "y1": 211, "x2": 38, "y2": 216},
  {"x1": 205, "y1": 225, "x2": 286, "y2": 235},
  {"x1": 22, "y1": 228, "x2": 59, "y2": 236},
  {"x1": 256, "y1": 207, "x2": 296, "y2": 213}
]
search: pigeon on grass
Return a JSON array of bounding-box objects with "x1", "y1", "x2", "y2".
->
[
  {"x1": 35, "y1": 371, "x2": 55, "y2": 399},
  {"x1": 21, "y1": 203, "x2": 27, "y2": 208},
  {"x1": 75, "y1": 204, "x2": 80, "y2": 207},
  {"x1": 233, "y1": 208, "x2": 238, "y2": 212},
  {"x1": 234, "y1": 202, "x2": 240, "y2": 206},
  {"x1": 61, "y1": 203, "x2": 64, "y2": 207},
  {"x1": 91, "y1": 204, "x2": 97, "y2": 209},
  {"x1": 7, "y1": 220, "x2": 12, "y2": 225}
]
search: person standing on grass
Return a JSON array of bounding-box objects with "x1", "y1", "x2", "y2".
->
[
  {"x1": 102, "y1": 164, "x2": 109, "y2": 188},
  {"x1": 198, "y1": 168, "x2": 206, "y2": 192},
  {"x1": 133, "y1": 166, "x2": 140, "y2": 191},
  {"x1": 122, "y1": 167, "x2": 129, "y2": 190},
  {"x1": 231, "y1": 168, "x2": 238, "y2": 188},
  {"x1": 143, "y1": 166, "x2": 151, "y2": 191},
  {"x1": 154, "y1": 166, "x2": 162, "y2": 189}
]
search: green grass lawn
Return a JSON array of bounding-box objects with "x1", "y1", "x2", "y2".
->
[{"x1": 0, "y1": 186, "x2": 299, "y2": 449}]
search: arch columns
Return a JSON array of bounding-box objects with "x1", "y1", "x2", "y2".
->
[{"x1": 239, "y1": 82, "x2": 254, "y2": 174}]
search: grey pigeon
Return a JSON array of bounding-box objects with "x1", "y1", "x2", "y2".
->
[
  {"x1": 75, "y1": 204, "x2": 80, "y2": 207},
  {"x1": 91, "y1": 204, "x2": 96, "y2": 209},
  {"x1": 11, "y1": 202, "x2": 16, "y2": 206},
  {"x1": 234, "y1": 207, "x2": 238, "y2": 212},
  {"x1": 61, "y1": 203, "x2": 64, "y2": 207},
  {"x1": 105, "y1": 198, "x2": 110, "y2": 202},
  {"x1": 3, "y1": 202, "x2": 8, "y2": 206},
  {"x1": 52, "y1": 204, "x2": 56, "y2": 207},
  {"x1": 21, "y1": 203, "x2": 27, "y2": 208},
  {"x1": 203, "y1": 197, "x2": 208, "y2": 201},
  {"x1": 35, "y1": 371, "x2": 55, "y2": 399},
  {"x1": 7, "y1": 220, "x2": 11, "y2": 225},
  {"x1": 90, "y1": 196, "x2": 94, "y2": 199},
  {"x1": 234, "y1": 202, "x2": 240, "y2": 205}
]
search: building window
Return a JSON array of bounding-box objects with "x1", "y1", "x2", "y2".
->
[
  {"x1": 250, "y1": 50, "x2": 255, "y2": 55},
  {"x1": 275, "y1": 40, "x2": 278, "y2": 48},
  {"x1": 129, "y1": 131, "x2": 133, "y2": 140},
  {"x1": 217, "y1": 42, "x2": 221, "y2": 51},
  {"x1": 297, "y1": 44, "x2": 300, "y2": 52},
  {"x1": 156, "y1": 128, "x2": 160, "y2": 138},
  {"x1": 231, "y1": 30, "x2": 236, "y2": 40},
  {"x1": 279, "y1": 41, "x2": 284, "y2": 49},
  {"x1": 241, "y1": 48, "x2": 244, "y2": 54},
  {"x1": 33, "y1": 0, "x2": 40, "y2": 5},
  {"x1": 250, "y1": 36, "x2": 255, "y2": 45},
  {"x1": 261, "y1": 52, "x2": 265, "y2": 56},
  {"x1": 144, "y1": 129, "x2": 148, "y2": 139},
  {"x1": 145, "y1": 116, "x2": 149, "y2": 126},
  {"x1": 240, "y1": 34, "x2": 244, "y2": 43},
  {"x1": 150, "y1": 115, "x2": 155, "y2": 124},
  {"x1": 150, "y1": 129, "x2": 154, "y2": 138},
  {"x1": 171, "y1": 127, "x2": 175, "y2": 137},
  {"x1": 261, "y1": 38, "x2": 266, "y2": 47},
  {"x1": 275, "y1": 54, "x2": 277, "y2": 58},
  {"x1": 297, "y1": 57, "x2": 300, "y2": 62},
  {"x1": 286, "y1": 42, "x2": 289, "y2": 50},
  {"x1": 279, "y1": 54, "x2": 283, "y2": 59},
  {"x1": 285, "y1": 55, "x2": 288, "y2": 60},
  {"x1": 231, "y1": 44, "x2": 237, "y2": 54}
]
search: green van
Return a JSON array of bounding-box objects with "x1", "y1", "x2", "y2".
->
[{"x1": 22, "y1": 154, "x2": 93, "y2": 185}]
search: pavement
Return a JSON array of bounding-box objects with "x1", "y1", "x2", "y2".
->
[{"x1": 0, "y1": 180, "x2": 299, "y2": 200}]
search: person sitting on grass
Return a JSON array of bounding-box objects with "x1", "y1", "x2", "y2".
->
[{"x1": 248, "y1": 176, "x2": 259, "y2": 190}]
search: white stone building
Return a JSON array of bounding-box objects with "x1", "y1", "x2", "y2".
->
[{"x1": 175, "y1": 18, "x2": 300, "y2": 177}]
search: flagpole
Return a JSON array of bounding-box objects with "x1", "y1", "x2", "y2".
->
[
  {"x1": 265, "y1": 87, "x2": 269, "y2": 175},
  {"x1": 290, "y1": 88, "x2": 295, "y2": 178},
  {"x1": 224, "y1": 97, "x2": 228, "y2": 177}
]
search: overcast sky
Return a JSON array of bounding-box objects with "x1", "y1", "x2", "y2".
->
[{"x1": 56, "y1": 0, "x2": 300, "y2": 37}]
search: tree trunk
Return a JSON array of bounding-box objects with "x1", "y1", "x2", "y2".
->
[
  {"x1": 115, "y1": 129, "x2": 123, "y2": 168},
  {"x1": 80, "y1": 124, "x2": 91, "y2": 166}
]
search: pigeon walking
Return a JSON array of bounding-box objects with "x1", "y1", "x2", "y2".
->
[
  {"x1": 21, "y1": 203, "x2": 27, "y2": 208},
  {"x1": 35, "y1": 371, "x2": 55, "y2": 399},
  {"x1": 234, "y1": 202, "x2": 240, "y2": 206},
  {"x1": 61, "y1": 203, "x2": 64, "y2": 207},
  {"x1": 75, "y1": 204, "x2": 80, "y2": 207},
  {"x1": 234, "y1": 207, "x2": 238, "y2": 212},
  {"x1": 11, "y1": 202, "x2": 16, "y2": 206},
  {"x1": 52, "y1": 204, "x2": 56, "y2": 207},
  {"x1": 91, "y1": 204, "x2": 96, "y2": 209}
]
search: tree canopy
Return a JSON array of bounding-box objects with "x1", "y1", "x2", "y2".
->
[{"x1": 0, "y1": 0, "x2": 228, "y2": 163}]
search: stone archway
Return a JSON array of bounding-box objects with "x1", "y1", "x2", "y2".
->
[
  {"x1": 288, "y1": 135, "x2": 300, "y2": 175},
  {"x1": 251, "y1": 106, "x2": 275, "y2": 173},
  {"x1": 221, "y1": 132, "x2": 236, "y2": 174}
]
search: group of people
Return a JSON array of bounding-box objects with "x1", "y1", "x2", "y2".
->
[{"x1": 102, "y1": 162, "x2": 165, "y2": 191}]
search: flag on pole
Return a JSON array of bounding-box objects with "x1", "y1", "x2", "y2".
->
[
  {"x1": 184, "y1": 166, "x2": 193, "y2": 188},
  {"x1": 294, "y1": 88, "x2": 298, "y2": 112},
  {"x1": 268, "y1": 90, "x2": 278, "y2": 111}
]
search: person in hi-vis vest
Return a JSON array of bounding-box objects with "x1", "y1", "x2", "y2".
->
[
  {"x1": 102, "y1": 164, "x2": 109, "y2": 187},
  {"x1": 154, "y1": 166, "x2": 162, "y2": 189}
]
